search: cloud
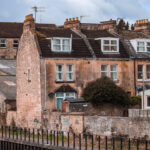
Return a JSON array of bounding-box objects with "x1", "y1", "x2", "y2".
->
[{"x1": 1, "y1": 0, "x2": 150, "y2": 25}]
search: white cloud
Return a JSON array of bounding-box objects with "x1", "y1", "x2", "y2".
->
[{"x1": 1, "y1": 0, "x2": 150, "y2": 25}]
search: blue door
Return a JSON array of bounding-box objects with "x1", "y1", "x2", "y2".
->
[{"x1": 56, "y1": 98, "x2": 63, "y2": 110}]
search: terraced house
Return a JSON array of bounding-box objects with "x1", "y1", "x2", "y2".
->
[{"x1": 12, "y1": 14, "x2": 150, "y2": 128}]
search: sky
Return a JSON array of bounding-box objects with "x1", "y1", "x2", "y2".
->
[{"x1": 1, "y1": 0, "x2": 150, "y2": 25}]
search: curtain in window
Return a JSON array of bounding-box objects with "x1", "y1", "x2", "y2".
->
[
  {"x1": 138, "y1": 65, "x2": 144, "y2": 79},
  {"x1": 66, "y1": 65, "x2": 73, "y2": 81},
  {"x1": 56, "y1": 65, "x2": 63, "y2": 81},
  {"x1": 101, "y1": 65, "x2": 108, "y2": 77},
  {"x1": 110, "y1": 65, "x2": 117, "y2": 80}
]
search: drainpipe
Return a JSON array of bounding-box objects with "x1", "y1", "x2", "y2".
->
[
  {"x1": 133, "y1": 58, "x2": 136, "y2": 96},
  {"x1": 44, "y1": 59, "x2": 47, "y2": 110}
]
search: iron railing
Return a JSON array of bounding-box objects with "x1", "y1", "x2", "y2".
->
[{"x1": 0, "y1": 125, "x2": 150, "y2": 150}]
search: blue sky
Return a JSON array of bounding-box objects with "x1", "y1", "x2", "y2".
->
[{"x1": 1, "y1": 0, "x2": 150, "y2": 25}]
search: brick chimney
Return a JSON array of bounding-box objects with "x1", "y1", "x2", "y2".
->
[
  {"x1": 23, "y1": 14, "x2": 35, "y2": 33},
  {"x1": 99, "y1": 19, "x2": 117, "y2": 32},
  {"x1": 64, "y1": 17, "x2": 81, "y2": 29},
  {"x1": 134, "y1": 19, "x2": 150, "y2": 33}
]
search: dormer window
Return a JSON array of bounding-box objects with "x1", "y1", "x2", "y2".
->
[
  {"x1": 52, "y1": 38, "x2": 71, "y2": 52},
  {"x1": 130, "y1": 39, "x2": 150, "y2": 52},
  {"x1": 95, "y1": 38, "x2": 119, "y2": 53}
]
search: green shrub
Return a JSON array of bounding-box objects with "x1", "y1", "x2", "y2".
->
[
  {"x1": 130, "y1": 96, "x2": 141, "y2": 106},
  {"x1": 10, "y1": 117, "x2": 16, "y2": 128},
  {"x1": 82, "y1": 76, "x2": 130, "y2": 107}
]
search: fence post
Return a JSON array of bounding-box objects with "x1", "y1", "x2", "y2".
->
[
  {"x1": 128, "y1": 138, "x2": 130, "y2": 150},
  {"x1": 137, "y1": 139, "x2": 139, "y2": 150},
  {"x1": 46, "y1": 130, "x2": 49, "y2": 144},
  {"x1": 79, "y1": 133, "x2": 81, "y2": 150},
  {"x1": 62, "y1": 131, "x2": 64, "y2": 147},
  {"x1": 33, "y1": 128, "x2": 35, "y2": 143},
  {"x1": 91, "y1": 135, "x2": 94, "y2": 150},
  {"x1": 28, "y1": 128, "x2": 30, "y2": 143},
  {"x1": 98, "y1": 136, "x2": 101, "y2": 150},
  {"x1": 145, "y1": 140, "x2": 148, "y2": 150},
  {"x1": 105, "y1": 136, "x2": 107, "y2": 150},
  {"x1": 85, "y1": 134, "x2": 87, "y2": 150},
  {"x1": 42, "y1": 129, "x2": 44, "y2": 145},
  {"x1": 68, "y1": 132, "x2": 70, "y2": 148},
  {"x1": 73, "y1": 133, "x2": 75, "y2": 149},
  {"x1": 112, "y1": 137, "x2": 115, "y2": 150},
  {"x1": 56, "y1": 131, "x2": 58, "y2": 147}
]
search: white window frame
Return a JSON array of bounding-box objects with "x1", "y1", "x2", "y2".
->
[
  {"x1": 137, "y1": 64, "x2": 144, "y2": 81},
  {"x1": 146, "y1": 96, "x2": 150, "y2": 109},
  {"x1": 130, "y1": 39, "x2": 150, "y2": 53},
  {"x1": 51, "y1": 38, "x2": 72, "y2": 52},
  {"x1": 96, "y1": 37, "x2": 119, "y2": 53},
  {"x1": 56, "y1": 64, "x2": 64, "y2": 81},
  {"x1": 110, "y1": 64, "x2": 117, "y2": 81},
  {"x1": 66, "y1": 64, "x2": 74, "y2": 81},
  {"x1": 0, "y1": 40, "x2": 6, "y2": 48},
  {"x1": 101, "y1": 64, "x2": 108, "y2": 77}
]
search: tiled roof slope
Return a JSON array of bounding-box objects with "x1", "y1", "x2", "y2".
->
[
  {"x1": 36, "y1": 28, "x2": 92, "y2": 58},
  {"x1": 36, "y1": 27, "x2": 130, "y2": 59},
  {"x1": 118, "y1": 30, "x2": 149, "y2": 39},
  {"x1": 0, "y1": 22, "x2": 56, "y2": 38}
]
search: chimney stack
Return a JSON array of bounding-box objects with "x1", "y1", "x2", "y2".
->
[
  {"x1": 23, "y1": 14, "x2": 35, "y2": 33},
  {"x1": 64, "y1": 17, "x2": 80, "y2": 29},
  {"x1": 134, "y1": 19, "x2": 150, "y2": 33},
  {"x1": 99, "y1": 19, "x2": 117, "y2": 32}
]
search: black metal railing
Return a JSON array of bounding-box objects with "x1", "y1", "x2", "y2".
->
[{"x1": 0, "y1": 125, "x2": 150, "y2": 150}]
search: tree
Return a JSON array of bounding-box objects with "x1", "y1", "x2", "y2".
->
[
  {"x1": 82, "y1": 76, "x2": 130, "y2": 107},
  {"x1": 125, "y1": 22, "x2": 129, "y2": 30},
  {"x1": 117, "y1": 19, "x2": 126, "y2": 31},
  {"x1": 131, "y1": 24, "x2": 134, "y2": 30}
]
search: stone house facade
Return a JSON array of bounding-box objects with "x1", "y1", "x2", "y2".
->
[{"x1": 14, "y1": 14, "x2": 150, "y2": 128}]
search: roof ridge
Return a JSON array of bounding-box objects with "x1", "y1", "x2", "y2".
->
[{"x1": 71, "y1": 29, "x2": 96, "y2": 59}]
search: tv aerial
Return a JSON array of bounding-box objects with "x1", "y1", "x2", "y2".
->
[{"x1": 32, "y1": 6, "x2": 45, "y2": 22}]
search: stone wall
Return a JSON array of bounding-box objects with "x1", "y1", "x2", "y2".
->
[
  {"x1": 42, "y1": 112, "x2": 150, "y2": 139},
  {"x1": 6, "y1": 111, "x2": 17, "y2": 126}
]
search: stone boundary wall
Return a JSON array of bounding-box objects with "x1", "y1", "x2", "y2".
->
[
  {"x1": 128, "y1": 109, "x2": 150, "y2": 117},
  {"x1": 84, "y1": 116, "x2": 150, "y2": 139},
  {"x1": 6, "y1": 111, "x2": 17, "y2": 126}
]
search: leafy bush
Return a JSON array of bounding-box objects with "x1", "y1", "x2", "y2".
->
[
  {"x1": 130, "y1": 96, "x2": 141, "y2": 106},
  {"x1": 82, "y1": 76, "x2": 130, "y2": 107},
  {"x1": 10, "y1": 117, "x2": 16, "y2": 128}
]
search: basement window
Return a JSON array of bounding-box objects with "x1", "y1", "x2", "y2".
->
[
  {"x1": 51, "y1": 38, "x2": 71, "y2": 52},
  {"x1": 0, "y1": 40, "x2": 6, "y2": 48}
]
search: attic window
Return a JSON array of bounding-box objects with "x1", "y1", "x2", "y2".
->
[
  {"x1": 100, "y1": 38, "x2": 119, "y2": 53},
  {"x1": 130, "y1": 39, "x2": 150, "y2": 53},
  {"x1": 51, "y1": 38, "x2": 71, "y2": 52}
]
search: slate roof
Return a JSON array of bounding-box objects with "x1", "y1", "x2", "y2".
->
[
  {"x1": 36, "y1": 28, "x2": 130, "y2": 59},
  {"x1": 53, "y1": 84, "x2": 77, "y2": 93},
  {"x1": 0, "y1": 22, "x2": 56, "y2": 38},
  {"x1": 118, "y1": 30, "x2": 149, "y2": 39},
  {"x1": 0, "y1": 60, "x2": 16, "y2": 75},
  {"x1": 36, "y1": 28, "x2": 92, "y2": 58},
  {"x1": 0, "y1": 76, "x2": 16, "y2": 100}
]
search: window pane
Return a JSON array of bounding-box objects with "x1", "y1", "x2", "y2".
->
[
  {"x1": 104, "y1": 46, "x2": 110, "y2": 51},
  {"x1": 137, "y1": 47, "x2": 145, "y2": 52},
  {"x1": 111, "y1": 65, "x2": 117, "y2": 71},
  {"x1": 147, "y1": 42, "x2": 150, "y2": 46},
  {"x1": 101, "y1": 65, "x2": 107, "y2": 71},
  {"x1": 66, "y1": 65, "x2": 73, "y2": 72},
  {"x1": 0, "y1": 40, "x2": 6, "y2": 48},
  {"x1": 147, "y1": 97, "x2": 150, "y2": 107},
  {"x1": 101, "y1": 72, "x2": 107, "y2": 77},
  {"x1": 111, "y1": 72, "x2": 117, "y2": 80},
  {"x1": 147, "y1": 47, "x2": 150, "y2": 52},
  {"x1": 53, "y1": 45, "x2": 61, "y2": 51},
  {"x1": 138, "y1": 65, "x2": 143, "y2": 79},
  {"x1": 56, "y1": 65, "x2": 62, "y2": 71},
  {"x1": 13, "y1": 40, "x2": 18, "y2": 48},
  {"x1": 147, "y1": 65, "x2": 150, "y2": 79},
  {"x1": 138, "y1": 42, "x2": 144, "y2": 46},
  {"x1": 111, "y1": 46, "x2": 117, "y2": 51},
  {"x1": 63, "y1": 39, "x2": 70, "y2": 45},
  {"x1": 111, "y1": 40, "x2": 117, "y2": 45},
  {"x1": 53, "y1": 39, "x2": 60, "y2": 44},
  {"x1": 63, "y1": 45, "x2": 70, "y2": 51},
  {"x1": 104, "y1": 40, "x2": 109, "y2": 44},
  {"x1": 56, "y1": 93, "x2": 64, "y2": 97},
  {"x1": 66, "y1": 65, "x2": 73, "y2": 81}
]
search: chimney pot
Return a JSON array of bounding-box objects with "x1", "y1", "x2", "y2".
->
[
  {"x1": 69, "y1": 18, "x2": 71, "y2": 22},
  {"x1": 66, "y1": 18, "x2": 68, "y2": 22},
  {"x1": 76, "y1": 17, "x2": 78, "y2": 21},
  {"x1": 25, "y1": 14, "x2": 34, "y2": 22},
  {"x1": 73, "y1": 18, "x2": 75, "y2": 21}
]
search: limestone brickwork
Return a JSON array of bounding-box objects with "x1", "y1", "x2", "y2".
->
[{"x1": 16, "y1": 14, "x2": 42, "y2": 128}]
